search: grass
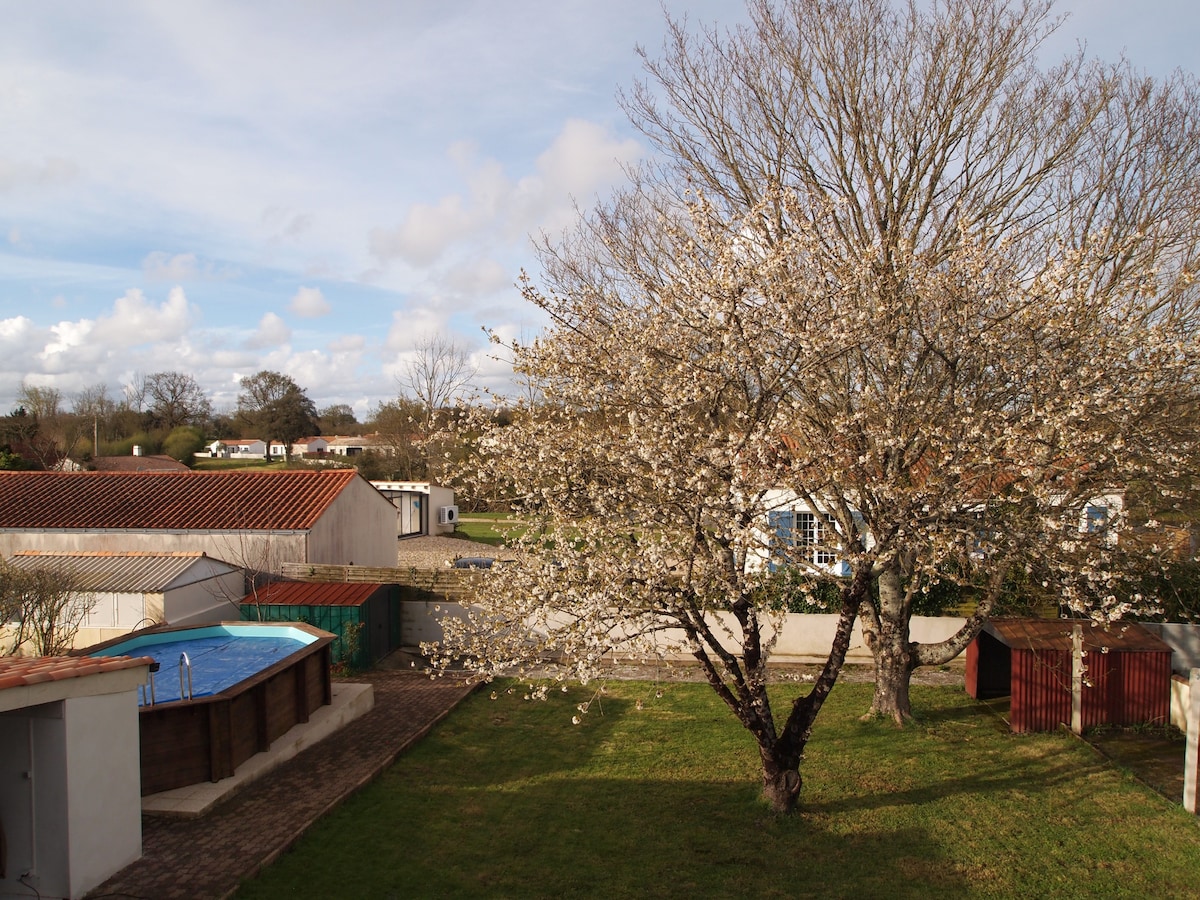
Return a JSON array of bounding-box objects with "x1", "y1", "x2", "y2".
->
[
  {"x1": 454, "y1": 512, "x2": 527, "y2": 547},
  {"x1": 191, "y1": 457, "x2": 289, "y2": 471},
  {"x1": 236, "y1": 681, "x2": 1200, "y2": 899}
]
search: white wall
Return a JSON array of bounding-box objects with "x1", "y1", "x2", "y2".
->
[
  {"x1": 400, "y1": 602, "x2": 968, "y2": 665},
  {"x1": 308, "y1": 476, "x2": 399, "y2": 568},
  {"x1": 0, "y1": 677, "x2": 145, "y2": 900},
  {"x1": 61, "y1": 692, "x2": 142, "y2": 898}
]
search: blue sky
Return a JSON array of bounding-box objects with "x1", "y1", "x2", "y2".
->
[{"x1": 1, "y1": 1, "x2": 1196, "y2": 419}]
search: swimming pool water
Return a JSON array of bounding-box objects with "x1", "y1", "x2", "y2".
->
[{"x1": 120, "y1": 634, "x2": 307, "y2": 705}]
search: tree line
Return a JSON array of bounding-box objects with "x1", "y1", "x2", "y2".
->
[{"x1": 0, "y1": 335, "x2": 479, "y2": 478}]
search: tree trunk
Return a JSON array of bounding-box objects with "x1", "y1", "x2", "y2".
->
[
  {"x1": 760, "y1": 748, "x2": 802, "y2": 814},
  {"x1": 865, "y1": 563, "x2": 916, "y2": 723}
]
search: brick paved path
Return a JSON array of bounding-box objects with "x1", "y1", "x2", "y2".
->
[{"x1": 88, "y1": 671, "x2": 477, "y2": 900}]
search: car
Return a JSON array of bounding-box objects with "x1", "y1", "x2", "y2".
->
[{"x1": 452, "y1": 556, "x2": 495, "y2": 569}]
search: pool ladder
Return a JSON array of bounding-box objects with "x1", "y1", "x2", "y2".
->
[
  {"x1": 140, "y1": 660, "x2": 161, "y2": 706},
  {"x1": 139, "y1": 654, "x2": 194, "y2": 706},
  {"x1": 179, "y1": 652, "x2": 194, "y2": 701}
]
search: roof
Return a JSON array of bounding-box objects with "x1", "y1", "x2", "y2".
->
[
  {"x1": 0, "y1": 469, "x2": 361, "y2": 531},
  {"x1": 242, "y1": 580, "x2": 387, "y2": 607},
  {"x1": 7, "y1": 551, "x2": 237, "y2": 592},
  {"x1": 82, "y1": 455, "x2": 191, "y2": 473},
  {"x1": 983, "y1": 618, "x2": 1172, "y2": 654},
  {"x1": 0, "y1": 654, "x2": 154, "y2": 693}
]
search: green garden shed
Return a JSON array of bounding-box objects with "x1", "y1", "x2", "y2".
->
[{"x1": 240, "y1": 581, "x2": 401, "y2": 670}]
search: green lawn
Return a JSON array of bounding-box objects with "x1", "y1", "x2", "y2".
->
[
  {"x1": 454, "y1": 513, "x2": 526, "y2": 547},
  {"x1": 236, "y1": 681, "x2": 1200, "y2": 899}
]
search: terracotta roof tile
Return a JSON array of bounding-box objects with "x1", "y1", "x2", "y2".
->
[
  {"x1": 0, "y1": 469, "x2": 360, "y2": 531},
  {"x1": 0, "y1": 654, "x2": 154, "y2": 692}
]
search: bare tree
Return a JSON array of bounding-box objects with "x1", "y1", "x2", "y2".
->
[
  {"x1": 1, "y1": 561, "x2": 96, "y2": 656},
  {"x1": 433, "y1": 0, "x2": 1200, "y2": 813},
  {"x1": 17, "y1": 381, "x2": 62, "y2": 420},
  {"x1": 399, "y1": 335, "x2": 476, "y2": 422},
  {"x1": 398, "y1": 335, "x2": 476, "y2": 479},
  {"x1": 145, "y1": 371, "x2": 212, "y2": 430}
]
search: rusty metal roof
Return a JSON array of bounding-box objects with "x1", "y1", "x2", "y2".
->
[
  {"x1": 983, "y1": 618, "x2": 1172, "y2": 653},
  {"x1": 243, "y1": 580, "x2": 386, "y2": 607},
  {"x1": 0, "y1": 469, "x2": 360, "y2": 531},
  {"x1": 7, "y1": 551, "x2": 237, "y2": 593}
]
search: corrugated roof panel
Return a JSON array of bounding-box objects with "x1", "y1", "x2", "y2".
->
[
  {"x1": 243, "y1": 581, "x2": 385, "y2": 607},
  {"x1": 6, "y1": 551, "x2": 227, "y2": 593},
  {"x1": 0, "y1": 470, "x2": 359, "y2": 531},
  {"x1": 984, "y1": 618, "x2": 1171, "y2": 654}
]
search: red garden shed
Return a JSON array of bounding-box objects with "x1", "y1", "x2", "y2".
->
[{"x1": 966, "y1": 617, "x2": 1173, "y2": 733}]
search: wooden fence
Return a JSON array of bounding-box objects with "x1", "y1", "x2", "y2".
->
[{"x1": 280, "y1": 562, "x2": 479, "y2": 602}]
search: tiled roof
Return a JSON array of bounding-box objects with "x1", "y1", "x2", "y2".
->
[
  {"x1": 87, "y1": 455, "x2": 192, "y2": 473},
  {"x1": 8, "y1": 551, "x2": 236, "y2": 593},
  {"x1": 0, "y1": 469, "x2": 360, "y2": 531},
  {"x1": 242, "y1": 580, "x2": 386, "y2": 607},
  {"x1": 0, "y1": 654, "x2": 154, "y2": 693}
]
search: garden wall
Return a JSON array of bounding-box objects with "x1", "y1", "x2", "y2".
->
[{"x1": 400, "y1": 600, "x2": 966, "y2": 665}]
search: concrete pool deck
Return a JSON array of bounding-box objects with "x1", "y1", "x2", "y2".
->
[{"x1": 87, "y1": 668, "x2": 478, "y2": 900}]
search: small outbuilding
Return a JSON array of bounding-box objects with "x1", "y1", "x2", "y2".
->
[
  {"x1": 240, "y1": 581, "x2": 401, "y2": 670},
  {"x1": 5, "y1": 550, "x2": 246, "y2": 650},
  {"x1": 0, "y1": 653, "x2": 152, "y2": 899},
  {"x1": 966, "y1": 617, "x2": 1173, "y2": 733}
]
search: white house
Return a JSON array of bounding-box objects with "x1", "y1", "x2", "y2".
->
[
  {"x1": 370, "y1": 481, "x2": 458, "y2": 536},
  {"x1": 0, "y1": 654, "x2": 151, "y2": 900},
  {"x1": 226, "y1": 438, "x2": 268, "y2": 458},
  {"x1": 326, "y1": 434, "x2": 396, "y2": 457},
  {"x1": 292, "y1": 436, "x2": 329, "y2": 457},
  {"x1": 4, "y1": 551, "x2": 246, "y2": 649},
  {"x1": 757, "y1": 487, "x2": 1127, "y2": 575}
]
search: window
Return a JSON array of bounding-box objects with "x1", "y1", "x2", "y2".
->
[
  {"x1": 1085, "y1": 504, "x2": 1109, "y2": 534},
  {"x1": 769, "y1": 509, "x2": 837, "y2": 569},
  {"x1": 798, "y1": 512, "x2": 837, "y2": 565}
]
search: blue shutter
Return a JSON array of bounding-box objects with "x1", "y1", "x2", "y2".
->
[{"x1": 767, "y1": 510, "x2": 795, "y2": 573}]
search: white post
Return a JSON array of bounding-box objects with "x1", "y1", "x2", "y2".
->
[
  {"x1": 1185, "y1": 668, "x2": 1200, "y2": 814},
  {"x1": 1071, "y1": 624, "x2": 1083, "y2": 736}
]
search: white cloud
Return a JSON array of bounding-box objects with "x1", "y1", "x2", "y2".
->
[
  {"x1": 143, "y1": 251, "x2": 198, "y2": 281},
  {"x1": 91, "y1": 286, "x2": 194, "y2": 348},
  {"x1": 246, "y1": 312, "x2": 291, "y2": 349},
  {"x1": 289, "y1": 286, "x2": 330, "y2": 318}
]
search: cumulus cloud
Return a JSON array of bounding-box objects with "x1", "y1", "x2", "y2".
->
[
  {"x1": 368, "y1": 119, "x2": 642, "y2": 270},
  {"x1": 369, "y1": 195, "x2": 479, "y2": 267},
  {"x1": 289, "y1": 286, "x2": 330, "y2": 318},
  {"x1": 245, "y1": 311, "x2": 292, "y2": 349},
  {"x1": 91, "y1": 286, "x2": 195, "y2": 347}
]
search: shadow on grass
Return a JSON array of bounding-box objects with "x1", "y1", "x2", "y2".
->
[
  {"x1": 237, "y1": 680, "x2": 1200, "y2": 900},
  {"x1": 238, "y1": 774, "x2": 965, "y2": 900}
]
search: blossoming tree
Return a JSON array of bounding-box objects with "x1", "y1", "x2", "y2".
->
[
  {"x1": 618, "y1": 0, "x2": 1200, "y2": 720},
  {"x1": 432, "y1": 0, "x2": 1200, "y2": 813}
]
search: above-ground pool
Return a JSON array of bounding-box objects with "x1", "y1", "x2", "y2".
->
[
  {"x1": 94, "y1": 627, "x2": 313, "y2": 705},
  {"x1": 83, "y1": 622, "x2": 335, "y2": 794}
]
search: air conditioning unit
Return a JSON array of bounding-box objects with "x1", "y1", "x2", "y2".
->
[{"x1": 438, "y1": 505, "x2": 459, "y2": 525}]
